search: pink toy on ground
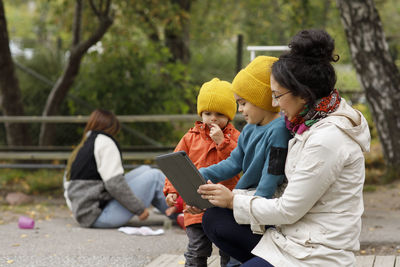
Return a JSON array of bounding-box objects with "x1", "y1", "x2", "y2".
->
[{"x1": 18, "y1": 216, "x2": 35, "y2": 229}]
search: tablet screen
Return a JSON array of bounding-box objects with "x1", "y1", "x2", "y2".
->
[{"x1": 156, "y1": 151, "x2": 214, "y2": 209}]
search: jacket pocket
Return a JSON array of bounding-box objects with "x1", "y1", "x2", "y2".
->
[{"x1": 273, "y1": 232, "x2": 313, "y2": 259}]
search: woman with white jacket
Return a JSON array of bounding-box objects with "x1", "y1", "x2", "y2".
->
[{"x1": 198, "y1": 29, "x2": 370, "y2": 266}]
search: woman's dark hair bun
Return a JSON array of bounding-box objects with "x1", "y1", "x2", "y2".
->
[
  {"x1": 272, "y1": 29, "x2": 339, "y2": 106},
  {"x1": 288, "y1": 29, "x2": 339, "y2": 62}
]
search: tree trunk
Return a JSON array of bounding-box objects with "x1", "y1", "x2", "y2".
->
[
  {"x1": 0, "y1": 0, "x2": 31, "y2": 146},
  {"x1": 165, "y1": 0, "x2": 191, "y2": 64},
  {"x1": 39, "y1": 0, "x2": 113, "y2": 145},
  {"x1": 336, "y1": 0, "x2": 400, "y2": 181}
]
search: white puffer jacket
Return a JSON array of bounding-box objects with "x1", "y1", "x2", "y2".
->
[{"x1": 233, "y1": 99, "x2": 370, "y2": 267}]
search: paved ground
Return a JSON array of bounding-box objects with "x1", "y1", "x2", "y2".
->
[
  {"x1": 0, "y1": 209, "x2": 189, "y2": 267},
  {"x1": 1, "y1": 182, "x2": 400, "y2": 266},
  {"x1": 358, "y1": 182, "x2": 400, "y2": 255}
]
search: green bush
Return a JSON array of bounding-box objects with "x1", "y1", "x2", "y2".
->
[
  {"x1": 335, "y1": 65, "x2": 361, "y2": 92},
  {"x1": 67, "y1": 41, "x2": 197, "y2": 147}
]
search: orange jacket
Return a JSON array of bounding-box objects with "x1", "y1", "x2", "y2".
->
[{"x1": 164, "y1": 121, "x2": 241, "y2": 227}]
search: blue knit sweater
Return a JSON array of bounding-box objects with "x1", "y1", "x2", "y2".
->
[{"x1": 199, "y1": 117, "x2": 292, "y2": 198}]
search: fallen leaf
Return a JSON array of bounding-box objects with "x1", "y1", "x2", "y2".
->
[
  {"x1": 11, "y1": 244, "x2": 20, "y2": 247},
  {"x1": 20, "y1": 234, "x2": 27, "y2": 238},
  {"x1": 7, "y1": 259, "x2": 14, "y2": 264},
  {"x1": 360, "y1": 250, "x2": 366, "y2": 254},
  {"x1": 178, "y1": 260, "x2": 185, "y2": 264}
]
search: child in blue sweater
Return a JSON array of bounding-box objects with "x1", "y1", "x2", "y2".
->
[
  {"x1": 199, "y1": 56, "x2": 291, "y2": 201},
  {"x1": 196, "y1": 56, "x2": 292, "y2": 267}
]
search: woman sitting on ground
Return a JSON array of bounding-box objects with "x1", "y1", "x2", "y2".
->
[{"x1": 64, "y1": 109, "x2": 174, "y2": 228}]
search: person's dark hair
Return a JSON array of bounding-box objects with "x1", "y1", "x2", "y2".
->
[
  {"x1": 84, "y1": 109, "x2": 121, "y2": 137},
  {"x1": 272, "y1": 29, "x2": 339, "y2": 107}
]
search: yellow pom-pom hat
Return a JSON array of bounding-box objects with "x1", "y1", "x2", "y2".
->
[
  {"x1": 232, "y1": 56, "x2": 279, "y2": 112},
  {"x1": 197, "y1": 78, "x2": 237, "y2": 121}
]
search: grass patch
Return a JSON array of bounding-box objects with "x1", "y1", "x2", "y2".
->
[
  {"x1": 0, "y1": 169, "x2": 64, "y2": 196},
  {"x1": 363, "y1": 185, "x2": 377, "y2": 192}
]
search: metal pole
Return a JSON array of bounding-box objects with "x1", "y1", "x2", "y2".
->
[{"x1": 236, "y1": 34, "x2": 243, "y2": 73}]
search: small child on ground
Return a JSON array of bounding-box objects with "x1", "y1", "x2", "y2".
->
[
  {"x1": 199, "y1": 56, "x2": 292, "y2": 234},
  {"x1": 163, "y1": 78, "x2": 241, "y2": 267}
]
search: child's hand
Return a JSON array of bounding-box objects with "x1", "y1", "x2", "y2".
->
[
  {"x1": 166, "y1": 193, "x2": 178, "y2": 207},
  {"x1": 209, "y1": 123, "x2": 224, "y2": 145}
]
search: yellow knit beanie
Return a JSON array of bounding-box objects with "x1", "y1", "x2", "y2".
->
[
  {"x1": 232, "y1": 56, "x2": 280, "y2": 112},
  {"x1": 197, "y1": 78, "x2": 237, "y2": 120}
]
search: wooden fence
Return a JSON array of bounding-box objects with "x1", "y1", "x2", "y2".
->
[{"x1": 0, "y1": 114, "x2": 244, "y2": 169}]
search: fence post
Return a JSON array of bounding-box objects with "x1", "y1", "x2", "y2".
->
[{"x1": 236, "y1": 34, "x2": 243, "y2": 74}]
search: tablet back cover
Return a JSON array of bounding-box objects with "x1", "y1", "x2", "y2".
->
[{"x1": 156, "y1": 151, "x2": 213, "y2": 209}]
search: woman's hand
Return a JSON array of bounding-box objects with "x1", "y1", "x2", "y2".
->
[
  {"x1": 198, "y1": 180, "x2": 234, "y2": 209},
  {"x1": 166, "y1": 193, "x2": 178, "y2": 207},
  {"x1": 209, "y1": 123, "x2": 224, "y2": 145},
  {"x1": 138, "y1": 208, "x2": 150, "y2": 221}
]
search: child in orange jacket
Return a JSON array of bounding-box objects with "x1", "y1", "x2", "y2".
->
[{"x1": 164, "y1": 78, "x2": 240, "y2": 267}]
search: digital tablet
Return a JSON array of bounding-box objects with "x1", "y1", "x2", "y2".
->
[{"x1": 156, "y1": 151, "x2": 214, "y2": 209}]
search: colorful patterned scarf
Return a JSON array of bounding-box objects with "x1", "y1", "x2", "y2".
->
[{"x1": 285, "y1": 89, "x2": 341, "y2": 135}]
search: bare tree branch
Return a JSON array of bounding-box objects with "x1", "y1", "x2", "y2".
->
[
  {"x1": 89, "y1": 0, "x2": 100, "y2": 17},
  {"x1": 39, "y1": 0, "x2": 114, "y2": 145},
  {"x1": 105, "y1": 0, "x2": 111, "y2": 15},
  {"x1": 72, "y1": 0, "x2": 83, "y2": 46},
  {"x1": 100, "y1": 0, "x2": 104, "y2": 14}
]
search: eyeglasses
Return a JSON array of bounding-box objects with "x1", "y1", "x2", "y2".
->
[{"x1": 272, "y1": 91, "x2": 291, "y2": 102}]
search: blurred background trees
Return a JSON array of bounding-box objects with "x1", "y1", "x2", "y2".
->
[{"x1": 0, "y1": 0, "x2": 399, "y2": 179}]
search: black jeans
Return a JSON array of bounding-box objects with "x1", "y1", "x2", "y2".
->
[{"x1": 202, "y1": 207, "x2": 263, "y2": 263}]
